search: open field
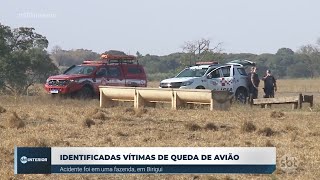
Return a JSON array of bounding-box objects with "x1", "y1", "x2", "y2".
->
[{"x1": 1, "y1": 79, "x2": 320, "y2": 179}]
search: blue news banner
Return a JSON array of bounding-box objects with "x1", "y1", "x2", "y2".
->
[{"x1": 14, "y1": 147, "x2": 276, "y2": 174}]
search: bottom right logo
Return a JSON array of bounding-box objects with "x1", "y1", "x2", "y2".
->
[{"x1": 279, "y1": 154, "x2": 299, "y2": 173}]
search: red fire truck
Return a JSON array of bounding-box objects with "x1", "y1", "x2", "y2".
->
[{"x1": 44, "y1": 54, "x2": 147, "y2": 98}]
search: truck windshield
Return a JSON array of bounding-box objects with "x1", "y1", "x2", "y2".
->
[
  {"x1": 176, "y1": 68, "x2": 208, "y2": 77},
  {"x1": 64, "y1": 65, "x2": 96, "y2": 75}
]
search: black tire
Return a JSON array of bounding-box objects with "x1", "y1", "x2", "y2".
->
[
  {"x1": 235, "y1": 88, "x2": 247, "y2": 104},
  {"x1": 196, "y1": 86, "x2": 205, "y2": 89},
  {"x1": 77, "y1": 86, "x2": 93, "y2": 99}
]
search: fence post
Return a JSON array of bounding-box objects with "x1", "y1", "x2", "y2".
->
[
  {"x1": 135, "y1": 90, "x2": 145, "y2": 109},
  {"x1": 173, "y1": 91, "x2": 183, "y2": 110},
  {"x1": 210, "y1": 98, "x2": 214, "y2": 111},
  {"x1": 298, "y1": 94, "x2": 303, "y2": 109},
  {"x1": 100, "y1": 89, "x2": 106, "y2": 108}
]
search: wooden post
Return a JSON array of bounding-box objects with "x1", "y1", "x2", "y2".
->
[
  {"x1": 135, "y1": 91, "x2": 145, "y2": 109},
  {"x1": 292, "y1": 103, "x2": 298, "y2": 110},
  {"x1": 303, "y1": 95, "x2": 314, "y2": 108},
  {"x1": 100, "y1": 90, "x2": 106, "y2": 108},
  {"x1": 298, "y1": 94, "x2": 303, "y2": 109},
  {"x1": 310, "y1": 95, "x2": 314, "y2": 107},
  {"x1": 249, "y1": 94, "x2": 253, "y2": 107},
  {"x1": 210, "y1": 99, "x2": 214, "y2": 111},
  {"x1": 173, "y1": 91, "x2": 183, "y2": 110}
]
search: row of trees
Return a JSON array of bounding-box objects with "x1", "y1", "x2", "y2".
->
[
  {"x1": 51, "y1": 46, "x2": 100, "y2": 67},
  {"x1": 137, "y1": 42, "x2": 320, "y2": 80},
  {"x1": 1, "y1": 22, "x2": 320, "y2": 95}
]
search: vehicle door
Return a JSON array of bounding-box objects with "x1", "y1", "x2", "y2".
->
[
  {"x1": 123, "y1": 65, "x2": 147, "y2": 87},
  {"x1": 207, "y1": 66, "x2": 233, "y2": 92},
  {"x1": 106, "y1": 65, "x2": 125, "y2": 86},
  {"x1": 93, "y1": 66, "x2": 108, "y2": 93}
]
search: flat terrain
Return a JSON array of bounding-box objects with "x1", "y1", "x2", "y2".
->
[{"x1": 0, "y1": 79, "x2": 319, "y2": 179}]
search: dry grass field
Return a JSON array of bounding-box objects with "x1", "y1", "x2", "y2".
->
[{"x1": 0, "y1": 79, "x2": 320, "y2": 180}]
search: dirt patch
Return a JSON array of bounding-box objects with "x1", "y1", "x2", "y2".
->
[
  {"x1": 83, "y1": 118, "x2": 95, "y2": 128},
  {"x1": 135, "y1": 108, "x2": 148, "y2": 117},
  {"x1": 270, "y1": 111, "x2": 285, "y2": 119},
  {"x1": 241, "y1": 121, "x2": 256, "y2": 133},
  {"x1": 258, "y1": 127, "x2": 277, "y2": 137},
  {"x1": 24, "y1": 137, "x2": 48, "y2": 147},
  {"x1": 92, "y1": 112, "x2": 108, "y2": 120},
  {"x1": 185, "y1": 123, "x2": 202, "y2": 131},
  {"x1": 124, "y1": 108, "x2": 135, "y2": 115},
  {"x1": 116, "y1": 132, "x2": 129, "y2": 137},
  {"x1": 7, "y1": 112, "x2": 25, "y2": 129},
  {"x1": 265, "y1": 140, "x2": 275, "y2": 147},
  {"x1": 204, "y1": 123, "x2": 218, "y2": 131},
  {"x1": 0, "y1": 106, "x2": 6, "y2": 113}
]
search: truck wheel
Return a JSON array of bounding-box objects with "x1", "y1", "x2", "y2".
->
[
  {"x1": 196, "y1": 86, "x2": 205, "y2": 89},
  {"x1": 235, "y1": 88, "x2": 247, "y2": 104},
  {"x1": 77, "y1": 86, "x2": 93, "y2": 99}
]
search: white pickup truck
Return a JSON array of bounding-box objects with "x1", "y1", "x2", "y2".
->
[{"x1": 159, "y1": 60, "x2": 255, "y2": 103}]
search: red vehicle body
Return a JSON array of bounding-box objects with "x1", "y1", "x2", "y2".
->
[{"x1": 44, "y1": 54, "x2": 147, "y2": 98}]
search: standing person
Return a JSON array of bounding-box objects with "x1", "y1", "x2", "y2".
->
[
  {"x1": 262, "y1": 70, "x2": 277, "y2": 98},
  {"x1": 248, "y1": 66, "x2": 260, "y2": 105}
]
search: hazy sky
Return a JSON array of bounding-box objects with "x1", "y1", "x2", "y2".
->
[{"x1": 1, "y1": 0, "x2": 319, "y2": 55}]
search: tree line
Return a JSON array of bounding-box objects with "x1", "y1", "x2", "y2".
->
[
  {"x1": 137, "y1": 45, "x2": 320, "y2": 81},
  {"x1": 1, "y1": 23, "x2": 320, "y2": 95}
]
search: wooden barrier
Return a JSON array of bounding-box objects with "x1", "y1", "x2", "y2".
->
[
  {"x1": 253, "y1": 94, "x2": 313, "y2": 109},
  {"x1": 173, "y1": 89, "x2": 213, "y2": 110},
  {"x1": 303, "y1": 94, "x2": 314, "y2": 107},
  {"x1": 99, "y1": 86, "x2": 234, "y2": 110},
  {"x1": 99, "y1": 86, "x2": 136, "y2": 107},
  {"x1": 135, "y1": 88, "x2": 174, "y2": 109}
]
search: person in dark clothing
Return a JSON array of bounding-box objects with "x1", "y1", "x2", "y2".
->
[
  {"x1": 247, "y1": 66, "x2": 260, "y2": 105},
  {"x1": 262, "y1": 70, "x2": 277, "y2": 98}
]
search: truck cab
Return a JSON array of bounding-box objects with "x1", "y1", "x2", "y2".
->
[
  {"x1": 160, "y1": 60, "x2": 255, "y2": 103},
  {"x1": 44, "y1": 54, "x2": 147, "y2": 98}
]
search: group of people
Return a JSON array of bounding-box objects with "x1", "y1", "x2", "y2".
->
[{"x1": 247, "y1": 66, "x2": 277, "y2": 104}]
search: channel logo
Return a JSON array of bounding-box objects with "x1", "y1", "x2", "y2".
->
[
  {"x1": 19, "y1": 156, "x2": 48, "y2": 164},
  {"x1": 20, "y1": 156, "x2": 28, "y2": 164}
]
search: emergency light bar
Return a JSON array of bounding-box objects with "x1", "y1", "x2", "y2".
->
[
  {"x1": 82, "y1": 60, "x2": 106, "y2": 64},
  {"x1": 195, "y1": 61, "x2": 218, "y2": 65},
  {"x1": 82, "y1": 54, "x2": 138, "y2": 65},
  {"x1": 101, "y1": 54, "x2": 136, "y2": 60}
]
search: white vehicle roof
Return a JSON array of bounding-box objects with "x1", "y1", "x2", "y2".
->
[
  {"x1": 189, "y1": 65, "x2": 211, "y2": 69},
  {"x1": 187, "y1": 59, "x2": 255, "y2": 70}
]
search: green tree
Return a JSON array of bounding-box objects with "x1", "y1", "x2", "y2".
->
[
  {"x1": 51, "y1": 45, "x2": 64, "y2": 66},
  {"x1": 286, "y1": 62, "x2": 311, "y2": 78},
  {"x1": 276, "y1": 48, "x2": 294, "y2": 56},
  {"x1": 104, "y1": 50, "x2": 126, "y2": 55},
  {"x1": 0, "y1": 23, "x2": 58, "y2": 95},
  {"x1": 136, "y1": 51, "x2": 143, "y2": 58},
  {"x1": 182, "y1": 38, "x2": 222, "y2": 66},
  {"x1": 297, "y1": 44, "x2": 320, "y2": 77},
  {"x1": 50, "y1": 48, "x2": 100, "y2": 68}
]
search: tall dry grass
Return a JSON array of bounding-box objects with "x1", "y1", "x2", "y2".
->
[{"x1": 0, "y1": 79, "x2": 319, "y2": 179}]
